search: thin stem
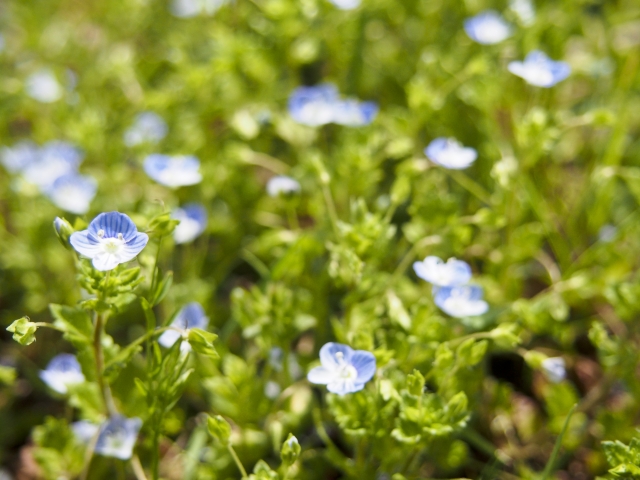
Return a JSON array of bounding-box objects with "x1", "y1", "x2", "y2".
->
[
  {"x1": 322, "y1": 183, "x2": 340, "y2": 237},
  {"x1": 149, "y1": 236, "x2": 164, "y2": 298},
  {"x1": 131, "y1": 454, "x2": 149, "y2": 480},
  {"x1": 387, "y1": 235, "x2": 442, "y2": 287},
  {"x1": 227, "y1": 444, "x2": 248, "y2": 479},
  {"x1": 79, "y1": 429, "x2": 101, "y2": 480},
  {"x1": 447, "y1": 170, "x2": 492, "y2": 205},
  {"x1": 94, "y1": 312, "x2": 117, "y2": 416},
  {"x1": 286, "y1": 203, "x2": 300, "y2": 231}
]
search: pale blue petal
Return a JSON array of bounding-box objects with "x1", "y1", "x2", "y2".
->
[
  {"x1": 307, "y1": 366, "x2": 335, "y2": 385},
  {"x1": 351, "y1": 351, "x2": 376, "y2": 383},
  {"x1": 95, "y1": 416, "x2": 142, "y2": 460},
  {"x1": 69, "y1": 231, "x2": 102, "y2": 257},
  {"x1": 319, "y1": 342, "x2": 354, "y2": 369}
]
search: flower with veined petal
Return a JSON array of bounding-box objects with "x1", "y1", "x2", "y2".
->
[
  {"x1": 307, "y1": 342, "x2": 376, "y2": 395},
  {"x1": 45, "y1": 173, "x2": 97, "y2": 214},
  {"x1": 425, "y1": 138, "x2": 478, "y2": 170},
  {"x1": 21, "y1": 141, "x2": 83, "y2": 190},
  {"x1": 143, "y1": 154, "x2": 202, "y2": 188},
  {"x1": 433, "y1": 285, "x2": 489, "y2": 318},
  {"x1": 158, "y1": 302, "x2": 209, "y2": 351},
  {"x1": 39, "y1": 354, "x2": 85, "y2": 395},
  {"x1": 70, "y1": 212, "x2": 149, "y2": 271},
  {"x1": 172, "y1": 203, "x2": 208, "y2": 244},
  {"x1": 413, "y1": 256, "x2": 472, "y2": 287},
  {"x1": 464, "y1": 10, "x2": 512, "y2": 45},
  {"x1": 95, "y1": 416, "x2": 142, "y2": 460}
]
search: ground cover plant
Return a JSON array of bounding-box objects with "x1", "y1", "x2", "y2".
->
[{"x1": 1, "y1": 0, "x2": 640, "y2": 478}]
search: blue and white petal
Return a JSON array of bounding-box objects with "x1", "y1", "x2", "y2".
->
[
  {"x1": 307, "y1": 366, "x2": 335, "y2": 384},
  {"x1": 123, "y1": 112, "x2": 168, "y2": 147},
  {"x1": 433, "y1": 285, "x2": 489, "y2": 318},
  {"x1": 45, "y1": 173, "x2": 97, "y2": 214},
  {"x1": 288, "y1": 84, "x2": 340, "y2": 127},
  {"x1": 319, "y1": 342, "x2": 354, "y2": 369},
  {"x1": 332, "y1": 100, "x2": 378, "y2": 126},
  {"x1": 158, "y1": 302, "x2": 209, "y2": 351},
  {"x1": 328, "y1": 0, "x2": 361, "y2": 9},
  {"x1": 308, "y1": 342, "x2": 376, "y2": 395},
  {"x1": 172, "y1": 203, "x2": 208, "y2": 244},
  {"x1": 21, "y1": 141, "x2": 82, "y2": 190},
  {"x1": 144, "y1": 154, "x2": 202, "y2": 188},
  {"x1": 170, "y1": 0, "x2": 228, "y2": 17},
  {"x1": 464, "y1": 11, "x2": 512, "y2": 45},
  {"x1": 425, "y1": 138, "x2": 478, "y2": 170},
  {"x1": 508, "y1": 51, "x2": 571, "y2": 88},
  {"x1": 95, "y1": 416, "x2": 142, "y2": 460},
  {"x1": 25, "y1": 69, "x2": 63, "y2": 103},
  {"x1": 266, "y1": 176, "x2": 301, "y2": 197},
  {"x1": 72, "y1": 421, "x2": 100, "y2": 443},
  {"x1": 0, "y1": 141, "x2": 39, "y2": 173},
  {"x1": 413, "y1": 256, "x2": 472, "y2": 287},
  {"x1": 541, "y1": 357, "x2": 566, "y2": 383},
  {"x1": 350, "y1": 351, "x2": 376, "y2": 384},
  {"x1": 39, "y1": 354, "x2": 85, "y2": 394}
]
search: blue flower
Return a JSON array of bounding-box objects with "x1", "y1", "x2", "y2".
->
[
  {"x1": 307, "y1": 342, "x2": 376, "y2": 395},
  {"x1": 425, "y1": 138, "x2": 478, "y2": 170},
  {"x1": 124, "y1": 112, "x2": 168, "y2": 147},
  {"x1": 266, "y1": 175, "x2": 301, "y2": 197},
  {"x1": 0, "y1": 141, "x2": 39, "y2": 173},
  {"x1": 71, "y1": 421, "x2": 99, "y2": 443},
  {"x1": 21, "y1": 141, "x2": 83, "y2": 190},
  {"x1": 39, "y1": 354, "x2": 85, "y2": 394},
  {"x1": 170, "y1": 0, "x2": 229, "y2": 17},
  {"x1": 172, "y1": 203, "x2": 208, "y2": 244},
  {"x1": 508, "y1": 51, "x2": 571, "y2": 87},
  {"x1": 288, "y1": 83, "x2": 377, "y2": 127},
  {"x1": 25, "y1": 69, "x2": 63, "y2": 103},
  {"x1": 328, "y1": 0, "x2": 361, "y2": 9},
  {"x1": 158, "y1": 302, "x2": 209, "y2": 351},
  {"x1": 69, "y1": 212, "x2": 149, "y2": 271},
  {"x1": 45, "y1": 173, "x2": 97, "y2": 214},
  {"x1": 413, "y1": 256, "x2": 472, "y2": 287},
  {"x1": 541, "y1": 357, "x2": 566, "y2": 383},
  {"x1": 143, "y1": 154, "x2": 202, "y2": 188},
  {"x1": 433, "y1": 285, "x2": 489, "y2": 318},
  {"x1": 95, "y1": 415, "x2": 142, "y2": 460},
  {"x1": 464, "y1": 10, "x2": 512, "y2": 45}
]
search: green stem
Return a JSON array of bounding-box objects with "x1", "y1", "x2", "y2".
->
[
  {"x1": 94, "y1": 311, "x2": 117, "y2": 416},
  {"x1": 227, "y1": 444, "x2": 248, "y2": 479},
  {"x1": 149, "y1": 236, "x2": 164, "y2": 298},
  {"x1": 286, "y1": 203, "x2": 300, "y2": 231},
  {"x1": 322, "y1": 183, "x2": 340, "y2": 237},
  {"x1": 540, "y1": 404, "x2": 577, "y2": 480},
  {"x1": 447, "y1": 170, "x2": 492, "y2": 205}
]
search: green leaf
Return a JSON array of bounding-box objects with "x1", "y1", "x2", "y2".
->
[
  {"x1": 151, "y1": 271, "x2": 173, "y2": 307},
  {"x1": 49, "y1": 304, "x2": 93, "y2": 345},
  {"x1": 188, "y1": 328, "x2": 219, "y2": 358},
  {"x1": 207, "y1": 415, "x2": 231, "y2": 444},
  {"x1": 386, "y1": 290, "x2": 412, "y2": 330},
  {"x1": 0, "y1": 365, "x2": 16, "y2": 386},
  {"x1": 6, "y1": 317, "x2": 39, "y2": 345}
]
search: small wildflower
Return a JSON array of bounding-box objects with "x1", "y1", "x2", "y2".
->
[
  {"x1": 329, "y1": 0, "x2": 361, "y2": 9},
  {"x1": 425, "y1": 137, "x2": 478, "y2": 170},
  {"x1": 307, "y1": 342, "x2": 376, "y2": 395},
  {"x1": 158, "y1": 302, "x2": 209, "y2": 351},
  {"x1": 25, "y1": 69, "x2": 63, "y2": 103},
  {"x1": 541, "y1": 357, "x2": 566, "y2": 383},
  {"x1": 412, "y1": 256, "x2": 472, "y2": 287},
  {"x1": 71, "y1": 421, "x2": 100, "y2": 443},
  {"x1": 69, "y1": 212, "x2": 149, "y2": 271},
  {"x1": 39, "y1": 354, "x2": 85, "y2": 394},
  {"x1": 464, "y1": 10, "x2": 512, "y2": 45},
  {"x1": 266, "y1": 175, "x2": 301, "y2": 197},
  {"x1": 508, "y1": 51, "x2": 571, "y2": 87},
  {"x1": 21, "y1": 141, "x2": 83, "y2": 190},
  {"x1": 433, "y1": 285, "x2": 489, "y2": 318},
  {"x1": 598, "y1": 224, "x2": 617, "y2": 243},
  {"x1": 264, "y1": 380, "x2": 281, "y2": 399},
  {"x1": 172, "y1": 204, "x2": 208, "y2": 244},
  {"x1": 143, "y1": 154, "x2": 202, "y2": 188},
  {"x1": 95, "y1": 415, "x2": 142, "y2": 460},
  {"x1": 123, "y1": 112, "x2": 168, "y2": 147},
  {"x1": 0, "y1": 141, "x2": 39, "y2": 173},
  {"x1": 45, "y1": 173, "x2": 97, "y2": 214},
  {"x1": 332, "y1": 99, "x2": 379, "y2": 127},
  {"x1": 170, "y1": 0, "x2": 229, "y2": 17}
]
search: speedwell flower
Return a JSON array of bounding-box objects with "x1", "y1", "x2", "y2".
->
[
  {"x1": 329, "y1": 0, "x2": 361, "y2": 9},
  {"x1": 170, "y1": 0, "x2": 228, "y2": 17},
  {"x1": 95, "y1": 415, "x2": 142, "y2": 460},
  {"x1": 21, "y1": 141, "x2": 83, "y2": 190},
  {"x1": 425, "y1": 138, "x2": 478, "y2": 170},
  {"x1": 508, "y1": 51, "x2": 571, "y2": 87},
  {"x1": 413, "y1": 256, "x2": 472, "y2": 287},
  {"x1": 172, "y1": 203, "x2": 208, "y2": 244},
  {"x1": 158, "y1": 302, "x2": 209, "y2": 351},
  {"x1": 0, "y1": 141, "x2": 39, "y2": 173},
  {"x1": 25, "y1": 69, "x2": 63, "y2": 103},
  {"x1": 266, "y1": 175, "x2": 301, "y2": 197},
  {"x1": 45, "y1": 173, "x2": 97, "y2": 214},
  {"x1": 70, "y1": 212, "x2": 149, "y2": 271},
  {"x1": 143, "y1": 154, "x2": 202, "y2": 188},
  {"x1": 39, "y1": 354, "x2": 85, "y2": 395},
  {"x1": 464, "y1": 11, "x2": 512, "y2": 45},
  {"x1": 332, "y1": 99, "x2": 379, "y2": 127},
  {"x1": 307, "y1": 342, "x2": 376, "y2": 395},
  {"x1": 541, "y1": 357, "x2": 566, "y2": 383},
  {"x1": 71, "y1": 421, "x2": 100, "y2": 443},
  {"x1": 124, "y1": 112, "x2": 168, "y2": 147},
  {"x1": 433, "y1": 285, "x2": 489, "y2": 318}
]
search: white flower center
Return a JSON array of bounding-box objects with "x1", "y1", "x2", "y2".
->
[
  {"x1": 99, "y1": 234, "x2": 126, "y2": 255},
  {"x1": 337, "y1": 364, "x2": 358, "y2": 380}
]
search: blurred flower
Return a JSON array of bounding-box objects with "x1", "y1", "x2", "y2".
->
[
  {"x1": 433, "y1": 285, "x2": 489, "y2": 317},
  {"x1": 329, "y1": 0, "x2": 361, "y2": 9},
  {"x1": 413, "y1": 256, "x2": 472, "y2": 287},
  {"x1": 266, "y1": 175, "x2": 301, "y2": 197},
  {"x1": 508, "y1": 51, "x2": 571, "y2": 87},
  {"x1": 172, "y1": 203, "x2": 208, "y2": 244},
  {"x1": 95, "y1": 415, "x2": 142, "y2": 460},
  {"x1": 71, "y1": 421, "x2": 99, "y2": 443},
  {"x1": 464, "y1": 11, "x2": 512, "y2": 45},
  {"x1": 598, "y1": 224, "x2": 617, "y2": 243},
  {"x1": 124, "y1": 112, "x2": 168, "y2": 147},
  {"x1": 25, "y1": 69, "x2": 63, "y2": 103},
  {"x1": 0, "y1": 141, "x2": 39, "y2": 173},
  {"x1": 170, "y1": 0, "x2": 229, "y2": 18},
  {"x1": 541, "y1": 357, "x2": 566, "y2": 383},
  {"x1": 288, "y1": 84, "x2": 377, "y2": 127},
  {"x1": 70, "y1": 212, "x2": 149, "y2": 271},
  {"x1": 39, "y1": 354, "x2": 85, "y2": 394},
  {"x1": 264, "y1": 380, "x2": 281, "y2": 399},
  {"x1": 21, "y1": 141, "x2": 83, "y2": 190},
  {"x1": 425, "y1": 137, "x2": 478, "y2": 169},
  {"x1": 144, "y1": 154, "x2": 202, "y2": 188},
  {"x1": 45, "y1": 173, "x2": 97, "y2": 214},
  {"x1": 509, "y1": 0, "x2": 535, "y2": 26},
  {"x1": 158, "y1": 302, "x2": 209, "y2": 351},
  {"x1": 307, "y1": 342, "x2": 376, "y2": 395}
]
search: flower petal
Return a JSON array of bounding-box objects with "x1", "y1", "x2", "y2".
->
[
  {"x1": 69, "y1": 231, "x2": 101, "y2": 258},
  {"x1": 307, "y1": 366, "x2": 335, "y2": 385},
  {"x1": 351, "y1": 351, "x2": 376, "y2": 383},
  {"x1": 319, "y1": 342, "x2": 354, "y2": 369}
]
